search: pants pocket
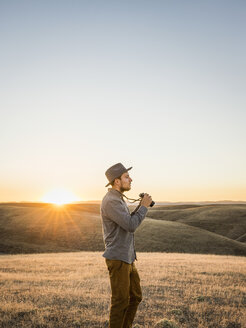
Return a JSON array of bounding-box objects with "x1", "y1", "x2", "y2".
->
[{"x1": 106, "y1": 259, "x2": 123, "y2": 274}]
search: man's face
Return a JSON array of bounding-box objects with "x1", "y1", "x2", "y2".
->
[{"x1": 118, "y1": 172, "x2": 132, "y2": 192}]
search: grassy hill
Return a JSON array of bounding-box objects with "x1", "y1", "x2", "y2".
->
[
  {"x1": 146, "y1": 204, "x2": 246, "y2": 242},
  {"x1": 135, "y1": 218, "x2": 246, "y2": 255},
  {"x1": 0, "y1": 203, "x2": 104, "y2": 254},
  {"x1": 0, "y1": 202, "x2": 245, "y2": 256}
]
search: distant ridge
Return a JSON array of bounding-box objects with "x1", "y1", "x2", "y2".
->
[
  {"x1": 127, "y1": 200, "x2": 246, "y2": 206},
  {"x1": 1, "y1": 200, "x2": 246, "y2": 206}
]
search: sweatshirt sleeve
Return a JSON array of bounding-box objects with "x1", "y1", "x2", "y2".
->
[{"x1": 105, "y1": 198, "x2": 148, "y2": 232}]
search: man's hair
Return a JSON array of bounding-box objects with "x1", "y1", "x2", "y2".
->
[{"x1": 110, "y1": 175, "x2": 122, "y2": 186}]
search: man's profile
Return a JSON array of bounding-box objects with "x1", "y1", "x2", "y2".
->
[{"x1": 100, "y1": 162, "x2": 152, "y2": 328}]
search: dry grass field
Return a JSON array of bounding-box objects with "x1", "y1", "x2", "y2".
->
[{"x1": 0, "y1": 251, "x2": 245, "y2": 328}]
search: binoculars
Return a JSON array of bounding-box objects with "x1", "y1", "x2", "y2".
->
[{"x1": 139, "y1": 193, "x2": 155, "y2": 207}]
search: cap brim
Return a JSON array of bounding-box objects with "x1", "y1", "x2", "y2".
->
[{"x1": 105, "y1": 166, "x2": 133, "y2": 187}]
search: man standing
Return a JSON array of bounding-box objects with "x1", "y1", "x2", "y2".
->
[{"x1": 100, "y1": 163, "x2": 152, "y2": 328}]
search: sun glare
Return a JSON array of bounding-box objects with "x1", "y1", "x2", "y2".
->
[{"x1": 41, "y1": 188, "x2": 80, "y2": 206}]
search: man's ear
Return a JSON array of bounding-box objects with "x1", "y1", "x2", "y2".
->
[{"x1": 115, "y1": 177, "x2": 121, "y2": 186}]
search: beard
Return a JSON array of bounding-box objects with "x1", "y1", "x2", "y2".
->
[{"x1": 120, "y1": 184, "x2": 131, "y2": 193}]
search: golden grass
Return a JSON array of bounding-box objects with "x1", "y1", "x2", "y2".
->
[{"x1": 0, "y1": 252, "x2": 245, "y2": 327}]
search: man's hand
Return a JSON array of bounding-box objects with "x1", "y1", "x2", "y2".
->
[{"x1": 140, "y1": 193, "x2": 153, "y2": 208}]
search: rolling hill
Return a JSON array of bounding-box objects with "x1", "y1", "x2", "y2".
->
[
  {"x1": 146, "y1": 204, "x2": 246, "y2": 242},
  {"x1": 0, "y1": 202, "x2": 245, "y2": 256}
]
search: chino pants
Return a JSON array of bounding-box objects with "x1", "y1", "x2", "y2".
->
[{"x1": 105, "y1": 258, "x2": 142, "y2": 328}]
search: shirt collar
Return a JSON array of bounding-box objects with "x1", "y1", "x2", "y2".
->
[{"x1": 108, "y1": 188, "x2": 124, "y2": 199}]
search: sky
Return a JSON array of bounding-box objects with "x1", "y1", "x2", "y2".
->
[{"x1": 0, "y1": 0, "x2": 246, "y2": 203}]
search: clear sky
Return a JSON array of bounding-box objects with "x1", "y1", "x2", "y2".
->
[{"x1": 1, "y1": 0, "x2": 245, "y2": 203}]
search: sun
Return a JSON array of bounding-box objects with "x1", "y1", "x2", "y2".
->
[{"x1": 41, "y1": 188, "x2": 80, "y2": 206}]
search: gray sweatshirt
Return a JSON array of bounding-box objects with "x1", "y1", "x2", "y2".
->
[{"x1": 100, "y1": 188, "x2": 148, "y2": 264}]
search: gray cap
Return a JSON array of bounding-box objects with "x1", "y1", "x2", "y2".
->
[{"x1": 105, "y1": 163, "x2": 132, "y2": 187}]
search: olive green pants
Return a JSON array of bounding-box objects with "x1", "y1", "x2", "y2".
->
[{"x1": 105, "y1": 258, "x2": 142, "y2": 328}]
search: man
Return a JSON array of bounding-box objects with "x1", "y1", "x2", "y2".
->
[{"x1": 100, "y1": 162, "x2": 152, "y2": 328}]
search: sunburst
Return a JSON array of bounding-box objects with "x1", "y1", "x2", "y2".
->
[{"x1": 41, "y1": 188, "x2": 80, "y2": 206}]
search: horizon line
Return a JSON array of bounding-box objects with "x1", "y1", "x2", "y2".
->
[{"x1": 1, "y1": 200, "x2": 246, "y2": 204}]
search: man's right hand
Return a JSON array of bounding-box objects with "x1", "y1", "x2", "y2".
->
[{"x1": 140, "y1": 193, "x2": 153, "y2": 208}]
